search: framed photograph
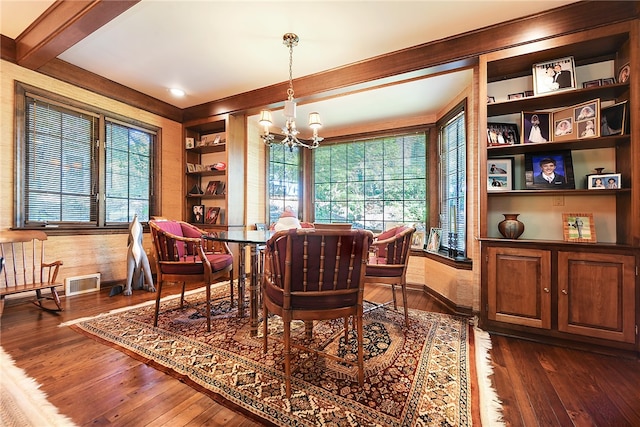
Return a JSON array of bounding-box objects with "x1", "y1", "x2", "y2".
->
[
  {"x1": 204, "y1": 180, "x2": 219, "y2": 196},
  {"x1": 532, "y1": 56, "x2": 576, "y2": 95},
  {"x1": 205, "y1": 207, "x2": 221, "y2": 224},
  {"x1": 574, "y1": 99, "x2": 599, "y2": 134},
  {"x1": 601, "y1": 77, "x2": 615, "y2": 86},
  {"x1": 582, "y1": 79, "x2": 602, "y2": 88},
  {"x1": 601, "y1": 101, "x2": 628, "y2": 136},
  {"x1": 487, "y1": 96, "x2": 495, "y2": 104},
  {"x1": 525, "y1": 150, "x2": 575, "y2": 189},
  {"x1": 551, "y1": 106, "x2": 575, "y2": 141},
  {"x1": 617, "y1": 62, "x2": 630, "y2": 83},
  {"x1": 186, "y1": 163, "x2": 196, "y2": 173},
  {"x1": 508, "y1": 92, "x2": 525, "y2": 100},
  {"x1": 185, "y1": 137, "x2": 195, "y2": 149},
  {"x1": 425, "y1": 228, "x2": 442, "y2": 253},
  {"x1": 192, "y1": 204, "x2": 204, "y2": 224},
  {"x1": 411, "y1": 229, "x2": 426, "y2": 250},
  {"x1": 522, "y1": 112, "x2": 551, "y2": 144},
  {"x1": 588, "y1": 173, "x2": 621, "y2": 189},
  {"x1": 487, "y1": 158, "x2": 514, "y2": 191},
  {"x1": 487, "y1": 122, "x2": 519, "y2": 146},
  {"x1": 562, "y1": 213, "x2": 596, "y2": 243},
  {"x1": 524, "y1": 90, "x2": 534, "y2": 97}
]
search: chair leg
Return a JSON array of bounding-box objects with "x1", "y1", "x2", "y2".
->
[
  {"x1": 154, "y1": 281, "x2": 163, "y2": 327},
  {"x1": 180, "y1": 282, "x2": 186, "y2": 308},
  {"x1": 391, "y1": 283, "x2": 398, "y2": 310},
  {"x1": 401, "y1": 280, "x2": 409, "y2": 326},
  {"x1": 284, "y1": 313, "x2": 292, "y2": 398},
  {"x1": 50, "y1": 286, "x2": 62, "y2": 311},
  {"x1": 206, "y1": 282, "x2": 212, "y2": 332},
  {"x1": 343, "y1": 317, "x2": 349, "y2": 342},
  {"x1": 356, "y1": 314, "x2": 364, "y2": 387},
  {"x1": 262, "y1": 304, "x2": 268, "y2": 353},
  {"x1": 229, "y1": 271, "x2": 235, "y2": 307}
]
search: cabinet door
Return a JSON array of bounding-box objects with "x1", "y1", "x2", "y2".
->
[
  {"x1": 558, "y1": 251, "x2": 635, "y2": 343},
  {"x1": 487, "y1": 247, "x2": 551, "y2": 329}
]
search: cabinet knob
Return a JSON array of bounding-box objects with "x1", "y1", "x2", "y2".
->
[
  {"x1": 543, "y1": 287, "x2": 550, "y2": 293},
  {"x1": 561, "y1": 289, "x2": 568, "y2": 295}
]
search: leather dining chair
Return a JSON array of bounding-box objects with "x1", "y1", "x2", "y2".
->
[
  {"x1": 148, "y1": 219, "x2": 234, "y2": 332},
  {"x1": 365, "y1": 225, "x2": 416, "y2": 326},
  {"x1": 262, "y1": 228, "x2": 373, "y2": 398}
]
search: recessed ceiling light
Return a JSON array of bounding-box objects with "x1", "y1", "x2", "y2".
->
[{"x1": 169, "y1": 88, "x2": 185, "y2": 97}]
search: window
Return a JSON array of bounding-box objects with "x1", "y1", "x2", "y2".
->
[
  {"x1": 438, "y1": 106, "x2": 466, "y2": 256},
  {"x1": 268, "y1": 144, "x2": 301, "y2": 225},
  {"x1": 16, "y1": 83, "x2": 159, "y2": 229},
  {"x1": 314, "y1": 133, "x2": 427, "y2": 231}
]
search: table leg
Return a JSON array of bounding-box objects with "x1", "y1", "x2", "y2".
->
[
  {"x1": 237, "y1": 242, "x2": 247, "y2": 318},
  {"x1": 249, "y1": 243, "x2": 261, "y2": 336}
]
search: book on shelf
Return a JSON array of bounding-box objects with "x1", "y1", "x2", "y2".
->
[{"x1": 205, "y1": 207, "x2": 220, "y2": 224}]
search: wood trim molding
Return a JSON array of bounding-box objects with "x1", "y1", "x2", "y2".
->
[{"x1": 15, "y1": 0, "x2": 140, "y2": 69}]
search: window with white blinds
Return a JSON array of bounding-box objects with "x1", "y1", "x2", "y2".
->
[
  {"x1": 17, "y1": 84, "x2": 158, "y2": 229},
  {"x1": 439, "y1": 107, "x2": 466, "y2": 256},
  {"x1": 268, "y1": 144, "x2": 301, "y2": 225}
]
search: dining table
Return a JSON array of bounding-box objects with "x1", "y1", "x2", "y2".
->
[{"x1": 203, "y1": 230, "x2": 273, "y2": 336}]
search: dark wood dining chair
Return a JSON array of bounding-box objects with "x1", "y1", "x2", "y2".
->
[
  {"x1": 365, "y1": 225, "x2": 416, "y2": 326},
  {"x1": 262, "y1": 228, "x2": 373, "y2": 398},
  {"x1": 148, "y1": 219, "x2": 234, "y2": 332}
]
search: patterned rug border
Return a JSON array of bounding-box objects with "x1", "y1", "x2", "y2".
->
[{"x1": 67, "y1": 284, "x2": 500, "y2": 426}]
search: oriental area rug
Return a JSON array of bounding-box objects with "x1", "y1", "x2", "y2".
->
[{"x1": 66, "y1": 284, "x2": 501, "y2": 426}]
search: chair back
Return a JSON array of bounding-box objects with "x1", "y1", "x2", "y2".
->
[
  {"x1": 371, "y1": 226, "x2": 415, "y2": 266},
  {"x1": 264, "y1": 228, "x2": 373, "y2": 311},
  {"x1": 149, "y1": 219, "x2": 207, "y2": 261}
]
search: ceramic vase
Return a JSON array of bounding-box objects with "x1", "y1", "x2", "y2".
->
[{"x1": 498, "y1": 214, "x2": 525, "y2": 239}]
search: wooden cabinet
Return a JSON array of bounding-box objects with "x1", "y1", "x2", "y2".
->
[
  {"x1": 483, "y1": 241, "x2": 637, "y2": 350},
  {"x1": 183, "y1": 114, "x2": 245, "y2": 229},
  {"x1": 557, "y1": 250, "x2": 635, "y2": 344},
  {"x1": 479, "y1": 22, "x2": 639, "y2": 354},
  {"x1": 486, "y1": 246, "x2": 551, "y2": 329}
]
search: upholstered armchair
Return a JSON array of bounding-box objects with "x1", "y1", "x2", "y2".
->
[
  {"x1": 148, "y1": 219, "x2": 234, "y2": 332},
  {"x1": 365, "y1": 225, "x2": 416, "y2": 326},
  {"x1": 262, "y1": 228, "x2": 373, "y2": 397}
]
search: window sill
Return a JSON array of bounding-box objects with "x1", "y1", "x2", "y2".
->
[
  {"x1": 14, "y1": 225, "x2": 132, "y2": 236},
  {"x1": 410, "y1": 249, "x2": 473, "y2": 270}
]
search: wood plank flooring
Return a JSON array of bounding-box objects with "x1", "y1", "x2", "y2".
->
[{"x1": 1, "y1": 282, "x2": 638, "y2": 426}]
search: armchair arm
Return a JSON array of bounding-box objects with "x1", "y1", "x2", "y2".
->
[{"x1": 41, "y1": 260, "x2": 63, "y2": 283}]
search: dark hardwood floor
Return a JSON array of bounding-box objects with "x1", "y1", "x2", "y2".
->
[{"x1": 1, "y1": 282, "x2": 638, "y2": 426}]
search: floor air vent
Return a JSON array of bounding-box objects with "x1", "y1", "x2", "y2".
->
[{"x1": 65, "y1": 273, "x2": 101, "y2": 296}]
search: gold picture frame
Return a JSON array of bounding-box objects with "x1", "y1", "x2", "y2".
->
[{"x1": 562, "y1": 213, "x2": 596, "y2": 243}]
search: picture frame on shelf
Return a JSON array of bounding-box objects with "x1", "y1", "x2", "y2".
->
[
  {"x1": 524, "y1": 90, "x2": 534, "y2": 97},
  {"x1": 487, "y1": 122, "x2": 519, "y2": 146},
  {"x1": 508, "y1": 92, "x2": 525, "y2": 100},
  {"x1": 601, "y1": 101, "x2": 628, "y2": 136},
  {"x1": 525, "y1": 150, "x2": 575, "y2": 189},
  {"x1": 532, "y1": 56, "x2": 576, "y2": 95},
  {"x1": 582, "y1": 79, "x2": 601, "y2": 88},
  {"x1": 204, "y1": 180, "x2": 219, "y2": 196},
  {"x1": 562, "y1": 213, "x2": 596, "y2": 243},
  {"x1": 425, "y1": 227, "x2": 442, "y2": 253},
  {"x1": 522, "y1": 111, "x2": 551, "y2": 144},
  {"x1": 411, "y1": 229, "x2": 426, "y2": 250},
  {"x1": 487, "y1": 96, "x2": 495, "y2": 104},
  {"x1": 617, "y1": 62, "x2": 630, "y2": 83},
  {"x1": 487, "y1": 158, "x2": 514, "y2": 191},
  {"x1": 587, "y1": 173, "x2": 621, "y2": 189},
  {"x1": 192, "y1": 204, "x2": 204, "y2": 224},
  {"x1": 551, "y1": 107, "x2": 575, "y2": 141},
  {"x1": 185, "y1": 137, "x2": 195, "y2": 149},
  {"x1": 601, "y1": 77, "x2": 615, "y2": 86},
  {"x1": 574, "y1": 99, "x2": 600, "y2": 139},
  {"x1": 205, "y1": 207, "x2": 221, "y2": 225},
  {"x1": 186, "y1": 163, "x2": 196, "y2": 173}
]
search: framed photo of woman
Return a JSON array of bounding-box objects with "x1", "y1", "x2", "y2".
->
[
  {"x1": 522, "y1": 112, "x2": 550, "y2": 144},
  {"x1": 532, "y1": 56, "x2": 576, "y2": 95},
  {"x1": 426, "y1": 228, "x2": 442, "y2": 253}
]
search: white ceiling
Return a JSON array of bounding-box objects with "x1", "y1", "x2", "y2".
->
[{"x1": 1, "y1": 0, "x2": 579, "y2": 133}]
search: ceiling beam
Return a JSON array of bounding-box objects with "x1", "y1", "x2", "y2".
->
[{"x1": 15, "y1": 0, "x2": 139, "y2": 70}]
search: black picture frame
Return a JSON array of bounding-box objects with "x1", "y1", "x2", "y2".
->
[
  {"x1": 522, "y1": 112, "x2": 551, "y2": 144},
  {"x1": 532, "y1": 56, "x2": 576, "y2": 95},
  {"x1": 192, "y1": 204, "x2": 205, "y2": 223},
  {"x1": 601, "y1": 101, "x2": 628, "y2": 136},
  {"x1": 525, "y1": 150, "x2": 575, "y2": 189},
  {"x1": 487, "y1": 122, "x2": 519, "y2": 146}
]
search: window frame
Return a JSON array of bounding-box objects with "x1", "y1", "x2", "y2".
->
[{"x1": 14, "y1": 82, "x2": 161, "y2": 233}]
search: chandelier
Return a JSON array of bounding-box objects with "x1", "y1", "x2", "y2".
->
[{"x1": 259, "y1": 33, "x2": 323, "y2": 151}]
